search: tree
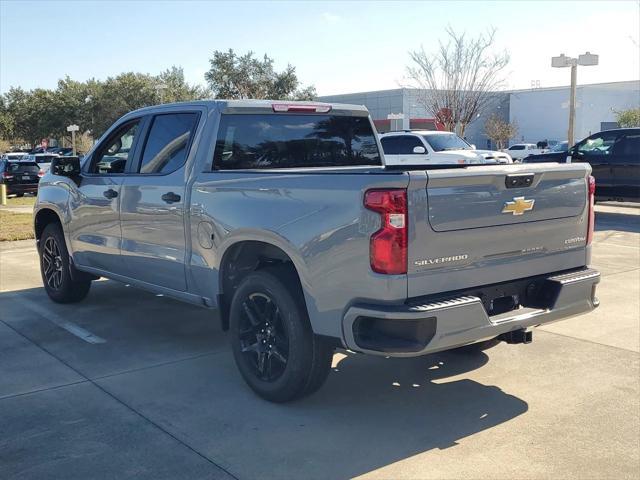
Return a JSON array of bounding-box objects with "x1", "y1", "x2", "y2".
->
[
  {"x1": 484, "y1": 114, "x2": 517, "y2": 149},
  {"x1": 615, "y1": 108, "x2": 640, "y2": 128},
  {"x1": 205, "y1": 49, "x2": 316, "y2": 100},
  {"x1": 406, "y1": 27, "x2": 510, "y2": 136},
  {"x1": 1, "y1": 66, "x2": 205, "y2": 144}
]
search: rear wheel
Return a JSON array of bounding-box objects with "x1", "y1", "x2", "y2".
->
[
  {"x1": 39, "y1": 223, "x2": 92, "y2": 303},
  {"x1": 229, "y1": 267, "x2": 334, "y2": 402}
]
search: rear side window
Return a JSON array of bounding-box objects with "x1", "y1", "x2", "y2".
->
[
  {"x1": 139, "y1": 113, "x2": 199, "y2": 174},
  {"x1": 380, "y1": 135, "x2": 424, "y2": 155},
  {"x1": 612, "y1": 134, "x2": 640, "y2": 160},
  {"x1": 509, "y1": 145, "x2": 525, "y2": 150},
  {"x1": 212, "y1": 114, "x2": 381, "y2": 170},
  {"x1": 8, "y1": 162, "x2": 40, "y2": 173}
]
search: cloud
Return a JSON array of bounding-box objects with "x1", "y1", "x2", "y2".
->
[{"x1": 321, "y1": 12, "x2": 343, "y2": 25}]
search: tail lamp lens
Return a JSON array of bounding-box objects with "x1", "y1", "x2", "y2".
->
[
  {"x1": 587, "y1": 175, "x2": 595, "y2": 245},
  {"x1": 364, "y1": 189, "x2": 408, "y2": 275}
]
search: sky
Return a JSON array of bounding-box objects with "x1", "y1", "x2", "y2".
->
[{"x1": 1, "y1": 0, "x2": 639, "y2": 96}]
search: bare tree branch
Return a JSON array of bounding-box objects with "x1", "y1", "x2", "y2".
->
[{"x1": 406, "y1": 27, "x2": 509, "y2": 136}]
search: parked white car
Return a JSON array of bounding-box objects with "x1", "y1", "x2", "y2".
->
[
  {"x1": 502, "y1": 143, "x2": 547, "y2": 161},
  {"x1": 379, "y1": 130, "x2": 512, "y2": 166},
  {"x1": 1, "y1": 152, "x2": 29, "y2": 161}
]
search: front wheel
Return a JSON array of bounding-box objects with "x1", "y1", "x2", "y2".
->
[
  {"x1": 39, "y1": 223, "x2": 92, "y2": 303},
  {"x1": 229, "y1": 267, "x2": 334, "y2": 402}
]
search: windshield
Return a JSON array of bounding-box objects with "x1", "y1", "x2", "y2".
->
[
  {"x1": 422, "y1": 133, "x2": 471, "y2": 152},
  {"x1": 549, "y1": 142, "x2": 568, "y2": 153}
]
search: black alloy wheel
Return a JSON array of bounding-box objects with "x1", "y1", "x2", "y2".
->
[
  {"x1": 238, "y1": 292, "x2": 289, "y2": 382},
  {"x1": 42, "y1": 236, "x2": 64, "y2": 290}
]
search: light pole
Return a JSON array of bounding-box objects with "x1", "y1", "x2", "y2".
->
[
  {"x1": 551, "y1": 52, "x2": 599, "y2": 149},
  {"x1": 84, "y1": 95, "x2": 93, "y2": 134},
  {"x1": 67, "y1": 124, "x2": 80, "y2": 156},
  {"x1": 155, "y1": 83, "x2": 168, "y2": 104}
]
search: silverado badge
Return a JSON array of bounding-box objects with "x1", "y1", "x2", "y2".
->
[{"x1": 502, "y1": 197, "x2": 535, "y2": 216}]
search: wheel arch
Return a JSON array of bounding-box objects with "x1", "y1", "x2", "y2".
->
[
  {"x1": 34, "y1": 207, "x2": 63, "y2": 245},
  {"x1": 217, "y1": 239, "x2": 308, "y2": 331}
]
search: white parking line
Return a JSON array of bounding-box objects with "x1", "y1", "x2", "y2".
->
[{"x1": 17, "y1": 297, "x2": 106, "y2": 344}]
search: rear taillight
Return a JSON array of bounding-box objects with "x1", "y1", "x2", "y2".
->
[
  {"x1": 2, "y1": 172, "x2": 13, "y2": 180},
  {"x1": 272, "y1": 103, "x2": 332, "y2": 113},
  {"x1": 587, "y1": 175, "x2": 595, "y2": 245},
  {"x1": 38, "y1": 169, "x2": 45, "y2": 177},
  {"x1": 364, "y1": 189, "x2": 407, "y2": 275}
]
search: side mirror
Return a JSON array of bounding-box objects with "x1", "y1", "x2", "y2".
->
[
  {"x1": 51, "y1": 156, "x2": 81, "y2": 177},
  {"x1": 470, "y1": 144, "x2": 476, "y2": 150},
  {"x1": 412, "y1": 146, "x2": 426, "y2": 154}
]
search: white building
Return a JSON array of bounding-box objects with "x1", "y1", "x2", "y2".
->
[
  {"x1": 319, "y1": 80, "x2": 640, "y2": 149},
  {"x1": 509, "y1": 80, "x2": 639, "y2": 144}
]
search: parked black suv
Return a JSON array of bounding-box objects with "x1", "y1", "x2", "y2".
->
[
  {"x1": 524, "y1": 128, "x2": 639, "y2": 201},
  {"x1": 0, "y1": 160, "x2": 42, "y2": 196}
]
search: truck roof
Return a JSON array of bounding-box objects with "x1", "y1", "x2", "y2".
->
[{"x1": 126, "y1": 99, "x2": 370, "y2": 117}]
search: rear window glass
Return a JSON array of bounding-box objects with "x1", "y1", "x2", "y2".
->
[
  {"x1": 7, "y1": 162, "x2": 40, "y2": 173},
  {"x1": 212, "y1": 114, "x2": 381, "y2": 170}
]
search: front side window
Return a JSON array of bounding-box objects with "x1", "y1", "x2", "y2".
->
[
  {"x1": 422, "y1": 133, "x2": 471, "y2": 152},
  {"x1": 139, "y1": 113, "x2": 198, "y2": 174},
  {"x1": 576, "y1": 132, "x2": 620, "y2": 156},
  {"x1": 90, "y1": 120, "x2": 140, "y2": 174},
  {"x1": 380, "y1": 135, "x2": 424, "y2": 154},
  {"x1": 212, "y1": 114, "x2": 381, "y2": 170}
]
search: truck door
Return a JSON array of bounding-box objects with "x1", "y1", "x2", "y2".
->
[
  {"x1": 69, "y1": 119, "x2": 143, "y2": 274},
  {"x1": 119, "y1": 111, "x2": 201, "y2": 291},
  {"x1": 572, "y1": 130, "x2": 621, "y2": 198},
  {"x1": 610, "y1": 132, "x2": 640, "y2": 200}
]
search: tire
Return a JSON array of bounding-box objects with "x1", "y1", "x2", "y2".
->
[
  {"x1": 39, "y1": 223, "x2": 92, "y2": 303},
  {"x1": 15, "y1": 193, "x2": 24, "y2": 197},
  {"x1": 229, "y1": 266, "x2": 334, "y2": 402}
]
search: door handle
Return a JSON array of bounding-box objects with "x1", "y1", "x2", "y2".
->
[
  {"x1": 161, "y1": 192, "x2": 181, "y2": 204},
  {"x1": 103, "y1": 188, "x2": 118, "y2": 199}
]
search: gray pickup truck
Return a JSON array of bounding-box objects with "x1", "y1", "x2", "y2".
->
[{"x1": 34, "y1": 100, "x2": 600, "y2": 402}]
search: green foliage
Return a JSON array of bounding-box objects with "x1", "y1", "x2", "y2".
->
[
  {"x1": 1, "y1": 66, "x2": 205, "y2": 144},
  {"x1": 615, "y1": 108, "x2": 640, "y2": 128},
  {"x1": 205, "y1": 49, "x2": 316, "y2": 100}
]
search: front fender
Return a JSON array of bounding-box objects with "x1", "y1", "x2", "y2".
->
[{"x1": 34, "y1": 177, "x2": 72, "y2": 248}]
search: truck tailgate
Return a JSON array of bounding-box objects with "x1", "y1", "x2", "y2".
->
[{"x1": 407, "y1": 163, "x2": 591, "y2": 298}]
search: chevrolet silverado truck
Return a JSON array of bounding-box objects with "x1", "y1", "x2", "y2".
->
[{"x1": 34, "y1": 100, "x2": 600, "y2": 402}]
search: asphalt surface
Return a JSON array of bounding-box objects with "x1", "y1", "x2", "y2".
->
[{"x1": 0, "y1": 204, "x2": 638, "y2": 480}]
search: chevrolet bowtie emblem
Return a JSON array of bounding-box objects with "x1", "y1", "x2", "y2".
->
[{"x1": 502, "y1": 197, "x2": 535, "y2": 215}]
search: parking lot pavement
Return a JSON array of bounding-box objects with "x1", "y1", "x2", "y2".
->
[{"x1": 0, "y1": 204, "x2": 638, "y2": 480}]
